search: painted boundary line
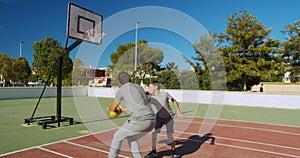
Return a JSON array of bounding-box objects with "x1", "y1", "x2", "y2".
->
[
  {"x1": 174, "y1": 118, "x2": 300, "y2": 151},
  {"x1": 158, "y1": 131, "x2": 300, "y2": 158},
  {"x1": 0, "y1": 146, "x2": 38, "y2": 157},
  {"x1": 176, "y1": 119, "x2": 300, "y2": 136},
  {"x1": 37, "y1": 146, "x2": 73, "y2": 158},
  {"x1": 0, "y1": 127, "x2": 118, "y2": 157},
  {"x1": 218, "y1": 136, "x2": 300, "y2": 151},
  {"x1": 216, "y1": 143, "x2": 299, "y2": 158},
  {"x1": 63, "y1": 140, "x2": 130, "y2": 158},
  {"x1": 176, "y1": 115, "x2": 300, "y2": 129},
  {"x1": 157, "y1": 117, "x2": 300, "y2": 158},
  {"x1": 167, "y1": 129, "x2": 300, "y2": 152}
]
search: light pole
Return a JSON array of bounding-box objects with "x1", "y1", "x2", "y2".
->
[
  {"x1": 135, "y1": 22, "x2": 140, "y2": 71},
  {"x1": 19, "y1": 41, "x2": 24, "y2": 58}
]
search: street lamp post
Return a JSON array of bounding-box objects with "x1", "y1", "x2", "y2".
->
[
  {"x1": 135, "y1": 22, "x2": 140, "y2": 71},
  {"x1": 19, "y1": 41, "x2": 24, "y2": 58}
]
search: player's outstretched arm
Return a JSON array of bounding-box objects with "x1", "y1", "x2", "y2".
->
[{"x1": 171, "y1": 98, "x2": 183, "y2": 117}]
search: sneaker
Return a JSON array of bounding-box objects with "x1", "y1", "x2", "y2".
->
[
  {"x1": 171, "y1": 154, "x2": 181, "y2": 158},
  {"x1": 144, "y1": 150, "x2": 158, "y2": 158},
  {"x1": 171, "y1": 150, "x2": 180, "y2": 158}
]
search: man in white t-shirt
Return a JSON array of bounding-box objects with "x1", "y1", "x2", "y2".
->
[{"x1": 108, "y1": 72, "x2": 155, "y2": 158}]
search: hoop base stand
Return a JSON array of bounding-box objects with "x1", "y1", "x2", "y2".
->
[{"x1": 24, "y1": 116, "x2": 74, "y2": 129}]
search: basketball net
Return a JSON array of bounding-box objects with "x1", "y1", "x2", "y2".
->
[{"x1": 83, "y1": 29, "x2": 105, "y2": 44}]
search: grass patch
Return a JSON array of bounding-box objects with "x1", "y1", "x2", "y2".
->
[
  {"x1": 177, "y1": 102, "x2": 300, "y2": 126},
  {"x1": 0, "y1": 97, "x2": 115, "y2": 154},
  {"x1": 220, "y1": 105, "x2": 300, "y2": 126}
]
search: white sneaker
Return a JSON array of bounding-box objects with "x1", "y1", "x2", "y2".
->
[
  {"x1": 171, "y1": 154, "x2": 181, "y2": 158},
  {"x1": 144, "y1": 150, "x2": 158, "y2": 158},
  {"x1": 171, "y1": 150, "x2": 180, "y2": 158}
]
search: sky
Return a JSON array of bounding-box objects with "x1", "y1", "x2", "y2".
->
[{"x1": 1, "y1": 0, "x2": 300, "y2": 69}]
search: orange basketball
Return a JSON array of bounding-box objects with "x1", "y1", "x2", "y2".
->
[
  {"x1": 108, "y1": 106, "x2": 122, "y2": 117},
  {"x1": 108, "y1": 102, "x2": 122, "y2": 118}
]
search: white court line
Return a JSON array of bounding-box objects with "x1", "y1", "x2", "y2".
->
[
  {"x1": 0, "y1": 146, "x2": 39, "y2": 157},
  {"x1": 64, "y1": 140, "x2": 130, "y2": 158},
  {"x1": 168, "y1": 129, "x2": 300, "y2": 151},
  {"x1": 0, "y1": 127, "x2": 118, "y2": 157},
  {"x1": 174, "y1": 118, "x2": 300, "y2": 150},
  {"x1": 218, "y1": 136, "x2": 300, "y2": 151},
  {"x1": 176, "y1": 118, "x2": 300, "y2": 136},
  {"x1": 158, "y1": 131, "x2": 300, "y2": 158},
  {"x1": 174, "y1": 115, "x2": 300, "y2": 128},
  {"x1": 37, "y1": 146, "x2": 73, "y2": 158},
  {"x1": 215, "y1": 143, "x2": 299, "y2": 158}
]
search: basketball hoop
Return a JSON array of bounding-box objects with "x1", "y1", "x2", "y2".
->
[
  {"x1": 67, "y1": 3, "x2": 103, "y2": 45},
  {"x1": 83, "y1": 29, "x2": 105, "y2": 44}
]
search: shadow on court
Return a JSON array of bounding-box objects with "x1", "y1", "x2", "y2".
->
[{"x1": 156, "y1": 133, "x2": 215, "y2": 158}]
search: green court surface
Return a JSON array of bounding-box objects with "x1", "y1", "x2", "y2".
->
[{"x1": 0, "y1": 96, "x2": 299, "y2": 155}]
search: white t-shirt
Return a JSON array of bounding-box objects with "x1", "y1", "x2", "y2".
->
[
  {"x1": 115, "y1": 83, "x2": 154, "y2": 120},
  {"x1": 151, "y1": 92, "x2": 173, "y2": 119}
]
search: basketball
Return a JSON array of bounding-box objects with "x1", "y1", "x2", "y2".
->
[
  {"x1": 108, "y1": 102, "x2": 122, "y2": 118},
  {"x1": 108, "y1": 106, "x2": 122, "y2": 117}
]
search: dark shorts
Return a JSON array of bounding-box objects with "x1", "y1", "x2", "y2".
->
[{"x1": 154, "y1": 115, "x2": 174, "y2": 133}]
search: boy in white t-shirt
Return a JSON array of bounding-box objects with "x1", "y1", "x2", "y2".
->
[{"x1": 145, "y1": 81, "x2": 183, "y2": 158}]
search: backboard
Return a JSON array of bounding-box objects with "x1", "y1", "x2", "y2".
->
[{"x1": 67, "y1": 3, "x2": 103, "y2": 45}]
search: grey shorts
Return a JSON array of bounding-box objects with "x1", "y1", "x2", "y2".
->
[{"x1": 154, "y1": 115, "x2": 174, "y2": 133}]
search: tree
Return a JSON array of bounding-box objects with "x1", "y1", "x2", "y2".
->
[
  {"x1": 114, "y1": 42, "x2": 164, "y2": 67},
  {"x1": 110, "y1": 40, "x2": 147, "y2": 64},
  {"x1": 136, "y1": 62, "x2": 160, "y2": 82},
  {"x1": 0, "y1": 53, "x2": 13, "y2": 82},
  {"x1": 179, "y1": 70, "x2": 199, "y2": 90},
  {"x1": 32, "y1": 37, "x2": 73, "y2": 83},
  {"x1": 281, "y1": 20, "x2": 300, "y2": 82},
  {"x1": 215, "y1": 11, "x2": 286, "y2": 90},
  {"x1": 0, "y1": 54, "x2": 31, "y2": 84},
  {"x1": 193, "y1": 62, "x2": 211, "y2": 90},
  {"x1": 165, "y1": 62, "x2": 178, "y2": 70},
  {"x1": 188, "y1": 34, "x2": 226, "y2": 90},
  {"x1": 14, "y1": 57, "x2": 31, "y2": 83},
  {"x1": 72, "y1": 58, "x2": 87, "y2": 86},
  {"x1": 157, "y1": 69, "x2": 180, "y2": 89},
  {"x1": 110, "y1": 40, "x2": 164, "y2": 85}
]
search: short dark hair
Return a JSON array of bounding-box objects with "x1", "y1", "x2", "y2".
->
[
  {"x1": 149, "y1": 80, "x2": 161, "y2": 90},
  {"x1": 118, "y1": 72, "x2": 130, "y2": 85}
]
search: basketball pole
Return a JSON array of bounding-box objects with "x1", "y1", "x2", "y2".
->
[{"x1": 56, "y1": 39, "x2": 82, "y2": 127}]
